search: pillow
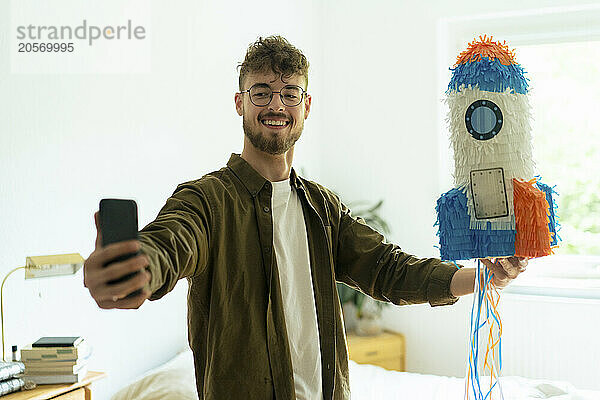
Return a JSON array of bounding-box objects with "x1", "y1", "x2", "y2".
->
[{"x1": 111, "y1": 349, "x2": 198, "y2": 400}]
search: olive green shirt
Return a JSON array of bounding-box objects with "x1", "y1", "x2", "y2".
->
[{"x1": 138, "y1": 153, "x2": 459, "y2": 400}]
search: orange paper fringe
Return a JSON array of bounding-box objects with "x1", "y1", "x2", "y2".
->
[
  {"x1": 454, "y1": 35, "x2": 518, "y2": 67},
  {"x1": 513, "y1": 178, "x2": 553, "y2": 258}
]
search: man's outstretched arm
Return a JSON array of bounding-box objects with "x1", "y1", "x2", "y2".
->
[
  {"x1": 333, "y1": 198, "x2": 528, "y2": 306},
  {"x1": 334, "y1": 201, "x2": 461, "y2": 307}
]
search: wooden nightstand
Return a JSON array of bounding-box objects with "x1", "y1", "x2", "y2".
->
[
  {"x1": 3, "y1": 371, "x2": 106, "y2": 400},
  {"x1": 346, "y1": 331, "x2": 405, "y2": 371}
]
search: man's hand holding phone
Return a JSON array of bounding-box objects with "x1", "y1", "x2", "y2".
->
[{"x1": 84, "y1": 210, "x2": 152, "y2": 310}]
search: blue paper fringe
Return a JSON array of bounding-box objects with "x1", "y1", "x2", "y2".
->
[
  {"x1": 435, "y1": 187, "x2": 515, "y2": 261},
  {"x1": 447, "y1": 57, "x2": 529, "y2": 95},
  {"x1": 535, "y1": 179, "x2": 560, "y2": 246}
]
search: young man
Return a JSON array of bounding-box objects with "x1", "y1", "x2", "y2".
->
[{"x1": 83, "y1": 36, "x2": 526, "y2": 400}]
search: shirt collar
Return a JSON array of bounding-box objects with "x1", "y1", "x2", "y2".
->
[
  {"x1": 226, "y1": 153, "x2": 304, "y2": 196},
  {"x1": 289, "y1": 166, "x2": 304, "y2": 191}
]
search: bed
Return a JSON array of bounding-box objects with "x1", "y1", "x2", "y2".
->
[{"x1": 111, "y1": 349, "x2": 600, "y2": 400}]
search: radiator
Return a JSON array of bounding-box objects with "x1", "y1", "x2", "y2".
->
[{"x1": 500, "y1": 294, "x2": 600, "y2": 391}]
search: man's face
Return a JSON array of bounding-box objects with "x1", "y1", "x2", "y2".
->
[{"x1": 235, "y1": 71, "x2": 311, "y2": 156}]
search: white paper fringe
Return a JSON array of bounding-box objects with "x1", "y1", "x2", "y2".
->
[{"x1": 446, "y1": 86, "x2": 535, "y2": 230}]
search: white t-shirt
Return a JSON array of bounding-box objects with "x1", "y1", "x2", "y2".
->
[{"x1": 271, "y1": 179, "x2": 323, "y2": 400}]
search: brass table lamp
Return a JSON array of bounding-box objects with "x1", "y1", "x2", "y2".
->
[{"x1": 1, "y1": 253, "x2": 84, "y2": 361}]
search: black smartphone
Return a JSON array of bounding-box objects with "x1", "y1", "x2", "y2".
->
[{"x1": 99, "y1": 198, "x2": 143, "y2": 298}]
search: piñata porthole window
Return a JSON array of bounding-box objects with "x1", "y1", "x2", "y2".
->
[{"x1": 465, "y1": 99, "x2": 503, "y2": 141}]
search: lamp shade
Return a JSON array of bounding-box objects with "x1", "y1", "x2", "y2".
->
[{"x1": 24, "y1": 253, "x2": 84, "y2": 279}]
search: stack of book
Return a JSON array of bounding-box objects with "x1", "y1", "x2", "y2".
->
[
  {"x1": 20, "y1": 336, "x2": 92, "y2": 385},
  {"x1": 0, "y1": 362, "x2": 25, "y2": 396}
]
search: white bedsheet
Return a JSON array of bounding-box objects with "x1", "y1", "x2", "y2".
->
[
  {"x1": 348, "y1": 362, "x2": 599, "y2": 400},
  {"x1": 111, "y1": 349, "x2": 600, "y2": 400}
]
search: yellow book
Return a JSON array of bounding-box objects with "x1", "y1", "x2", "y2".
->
[{"x1": 20, "y1": 341, "x2": 91, "y2": 362}]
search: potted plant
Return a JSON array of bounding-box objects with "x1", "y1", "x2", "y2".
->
[{"x1": 336, "y1": 200, "x2": 391, "y2": 336}]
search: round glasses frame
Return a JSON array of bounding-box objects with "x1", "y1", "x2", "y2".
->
[{"x1": 240, "y1": 84, "x2": 307, "y2": 107}]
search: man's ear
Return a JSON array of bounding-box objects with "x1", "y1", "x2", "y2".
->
[
  {"x1": 234, "y1": 92, "x2": 243, "y2": 116},
  {"x1": 303, "y1": 93, "x2": 312, "y2": 120}
]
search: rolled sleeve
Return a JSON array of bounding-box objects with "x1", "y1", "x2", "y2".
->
[
  {"x1": 427, "y1": 263, "x2": 460, "y2": 307},
  {"x1": 138, "y1": 239, "x2": 168, "y2": 300}
]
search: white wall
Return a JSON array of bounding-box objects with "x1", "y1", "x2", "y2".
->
[
  {"x1": 2, "y1": 0, "x2": 600, "y2": 398},
  {"x1": 0, "y1": 1, "x2": 324, "y2": 399}
]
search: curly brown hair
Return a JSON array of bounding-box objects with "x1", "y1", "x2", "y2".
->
[{"x1": 238, "y1": 36, "x2": 309, "y2": 91}]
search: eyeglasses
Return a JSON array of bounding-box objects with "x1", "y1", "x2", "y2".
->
[{"x1": 240, "y1": 83, "x2": 307, "y2": 107}]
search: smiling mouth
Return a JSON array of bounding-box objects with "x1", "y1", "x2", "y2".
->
[{"x1": 260, "y1": 119, "x2": 290, "y2": 129}]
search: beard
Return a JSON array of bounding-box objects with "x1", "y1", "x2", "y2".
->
[{"x1": 243, "y1": 115, "x2": 304, "y2": 156}]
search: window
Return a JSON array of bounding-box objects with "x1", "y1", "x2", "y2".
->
[
  {"x1": 517, "y1": 41, "x2": 600, "y2": 256},
  {"x1": 506, "y1": 40, "x2": 600, "y2": 298}
]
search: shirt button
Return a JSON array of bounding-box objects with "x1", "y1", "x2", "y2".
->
[{"x1": 263, "y1": 206, "x2": 270, "y2": 213}]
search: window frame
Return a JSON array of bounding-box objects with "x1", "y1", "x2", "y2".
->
[{"x1": 436, "y1": 5, "x2": 600, "y2": 299}]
